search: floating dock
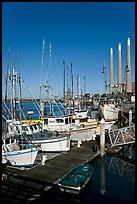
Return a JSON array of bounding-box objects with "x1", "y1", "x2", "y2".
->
[{"x1": 2, "y1": 140, "x2": 100, "y2": 202}]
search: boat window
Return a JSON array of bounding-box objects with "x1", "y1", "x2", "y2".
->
[
  {"x1": 72, "y1": 119, "x2": 75, "y2": 123},
  {"x1": 33, "y1": 125, "x2": 38, "y2": 130},
  {"x1": 11, "y1": 138, "x2": 14, "y2": 143},
  {"x1": 44, "y1": 119, "x2": 48, "y2": 124},
  {"x1": 9, "y1": 126, "x2": 14, "y2": 132},
  {"x1": 80, "y1": 118, "x2": 87, "y2": 122},
  {"x1": 30, "y1": 126, "x2": 33, "y2": 131},
  {"x1": 65, "y1": 118, "x2": 69, "y2": 124},
  {"x1": 56, "y1": 119, "x2": 64, "y2": 123},
  {"x1": 49, "y1": 120, "x2": 55, "y2": 123},
  {"x1": 16, "y1": 126, "x2": 20, "y2": 134},
  {"x1": 5, "y1": 139, "x2": 10, "y2": 144},
  {"x1": 22, "y1": 126, "x2": 28, "y2": 131}
]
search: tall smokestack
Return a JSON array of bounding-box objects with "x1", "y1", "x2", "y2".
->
[
  {"x1": 110, "y1": 48, "x2": 114, "y2": 94},
  {"x1": 126, "y1": 38, "x2": 132, "y2": 93},
  {"x1": 117, "y1": 43, "x2": 122, "y2": 93}
]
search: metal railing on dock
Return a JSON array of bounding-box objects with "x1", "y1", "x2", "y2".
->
[{"x1": 108, "y1": 124, "x2": 135, "y2": 147}]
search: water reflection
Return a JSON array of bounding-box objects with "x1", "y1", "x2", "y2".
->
[
  {"x1": 100, "y1": 156, "x2": 106, "y2": 195},
  {"x1": 108, "y1": 156, "x2": 135, "y2": 182}
]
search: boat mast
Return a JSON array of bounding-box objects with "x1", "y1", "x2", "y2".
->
[
  {"x1": 17, "y1": 51, "x2": 23, "y2": 120},
  {"x1": 77, "y1": 74, "x2": 81, "y2": 111},
  {"x1": 70, "y1": 63, "x2": 74, "y2": 99},
  {"x1": 11, "y1": 65, "x2": 17, "y2": 120},
  {"x1": 102, "y1": 62, "x2": 107, "y2": 95},
  {"x1": 40, "y1": 39, "x2": 45, "y2": 118},
  {"x1": 49, "y1": 42, "x2": 52, "y2": 85},
  {"x1": 5, "y1": 46, "x2": 10, "y2": 101},
  {"x1": 70, "y1": 63, "x2": 74, "y2": 111},
  {"x1": 63, "y1": 61, "x2": 66, "y2": 101}
]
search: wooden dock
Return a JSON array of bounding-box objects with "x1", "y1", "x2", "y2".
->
[
  {"x1": 2, "y1": 140, "x2": 100, "y2": 202},
  {"x1": 7, "y1": 140, "x2": 99, "y2": 184}
]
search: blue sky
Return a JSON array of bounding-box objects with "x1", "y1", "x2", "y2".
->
[{"x1": 2, "y1": 2, "x2": 135, "y2": 99}]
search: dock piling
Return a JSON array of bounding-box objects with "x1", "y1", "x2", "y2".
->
[
  {"x1": 129, "y1": 110, "x2": 132, "y2": 129},
  {"x1": 42, "y1": 154, "x2": 48, "y2": 165},
  {"x1": 100, "y1": 118, "x2": 105, "y2": 157}
]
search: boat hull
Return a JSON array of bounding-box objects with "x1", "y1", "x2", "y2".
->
[
  {"x1": 70, "y1": 126, "x2": 96, "y2": 141},
  {"x1": 31, "y1": 136, "x2": 70, "y2": 152},
  {"x1": 101, "y1": 104, "x2": 119, "y2": 121},
  {"x1": 2, "y1": 147, "x2": 38, "y2": 166}
]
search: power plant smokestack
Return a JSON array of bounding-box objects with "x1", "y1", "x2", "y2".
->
[
  {"x1": 110, "y1": 48, "x2": 114, "y2": 94},
  {"x1": 117, "y1": 43, "x2": 122, "y2": 93},
  {"x1": 126, "y1": 38, "x2": 132, "y2": 93}
]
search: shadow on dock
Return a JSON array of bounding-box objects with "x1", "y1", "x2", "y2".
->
[{"x1": 2, "y1": 140, "x2": 99, "y2": 202}]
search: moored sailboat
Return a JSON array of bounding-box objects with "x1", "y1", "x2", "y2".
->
[{"x1": 2, "y1": 135, "x2": 38, "y2": 166}]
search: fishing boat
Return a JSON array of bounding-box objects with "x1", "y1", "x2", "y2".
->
[
  {"x1": 58, "y1": 164, "x2": 94, "y2": 194},
  {"x1": 26, "y1": 132, "x2": 70, "y2": 152},
  {"x1": 2, "y1": 56, "x2": 39, "y2": 167},
  {"x1": 2, "y1": 135, "x2": 38, "y2": 166},
  {"x1": 41, "y1": 110, "x2": 98, "y2": 142},
  {"x1": 2, "y1": 46, "x2": 70, "y2": 153},
  {"x1": 4, "y1": 119, "x2": 70, "y2": 152}
]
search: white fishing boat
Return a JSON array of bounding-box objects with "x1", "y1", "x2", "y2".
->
[
  {"x1": 2, "y1": 135, "x2": 38, "y2": 166},
  {"x1": 2, "y1": 48, "x2": 70, "y2": 154},
  {"x1": 2, "y1": 58, "x2": 39, "y2": 167},
  {"x1": 41, "y1": 113, "x2": 97, "y2": 142},
  {"x1": 25, "y1": 130, "x2": 70, "y2": 152},
  {"x1": 5, "y1": 119, "x2": 70, "y2": 152}
]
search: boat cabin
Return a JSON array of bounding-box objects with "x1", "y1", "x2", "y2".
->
[{"x1": 5, "y1": 120, "x2": 42, "y2": 136}]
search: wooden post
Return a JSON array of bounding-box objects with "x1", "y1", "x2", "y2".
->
[
  {"x1": 100, "y1": 118, "x2": 105, "y2": 157},
  {"x1": 129, "y1": 110, "x2": 132, "y2": 129}
]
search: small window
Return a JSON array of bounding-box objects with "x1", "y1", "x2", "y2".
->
[
  {"x1": 5, "y1": 139, "x2": 10, "y2": 144},
  {"x1": 56, "y1": 119, "x2": 64, "y2": 123},
  {"x1": 33, "y1": 125, "x2": 37, "y2": 130},
  {"x1": 44, "y1": 119, "x2": 48, "y2": 124},
  {"x1": 65, "y1": 118, "x2": 69, "y2": 124},
  {"x1": 22, "y1": 126, "x2": 28, "y2": 131}
]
